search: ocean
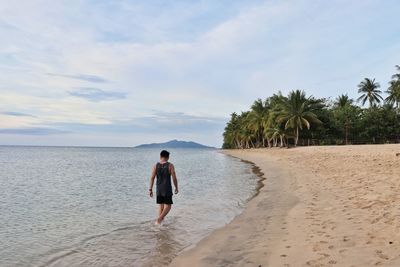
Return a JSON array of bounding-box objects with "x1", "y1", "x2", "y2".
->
[{"x1": 0, "y1": 146, "x2": 258, "y2": 267}]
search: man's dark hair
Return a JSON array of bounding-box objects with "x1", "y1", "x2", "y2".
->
[{"x1": 160, "y1": 150, "x2": 170, "y2": 158}]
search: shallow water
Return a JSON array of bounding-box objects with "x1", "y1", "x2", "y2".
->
[{"x1": 0, "y1": 146, "x2": 258, "y2": 267}]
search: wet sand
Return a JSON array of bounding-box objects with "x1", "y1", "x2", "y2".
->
[{"x1": 170, "y1": 144, "x2": 400, "y2": 266}]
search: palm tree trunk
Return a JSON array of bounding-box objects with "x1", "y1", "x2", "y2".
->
[
  {"x1": 235, "y1": 138, "x2": 240, "y2": 149},
  {"x1": 280, "y1": 136, "x2": 283, "y2": 147},
  {"x1": 295, "y1": 126, "x2": 299, "y2": 146},
  {"x1": 261, "y1": 133, "x2": 265, "y2": 147},
  {"x1": 344, "y1": 118, "x2": 349, "y2": 145}
]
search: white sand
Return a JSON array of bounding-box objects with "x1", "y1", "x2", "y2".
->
[{"x1": 170, "y1": 144, "x2": 400, "y2": 266}]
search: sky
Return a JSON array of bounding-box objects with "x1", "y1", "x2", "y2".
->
[{"x1": 1, "y1": 0, "x2": 400, "y2": 147}]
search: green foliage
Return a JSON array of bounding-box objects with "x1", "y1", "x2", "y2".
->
[
  {"x1": 358, "y1": 105, "x2": 400, "y2": 143},
  {"x1": 357, "y1": 78, "x2": 383, "y2": 107},
  {"x1": 277, "y1": 90, "x2": 322, "y2": 146},
  {"x1": 386, "y1": 65, "x2": 400, "y2": 108},
  {"x1": 222, "y1": 66, "x2": 400, "y2": 149}
]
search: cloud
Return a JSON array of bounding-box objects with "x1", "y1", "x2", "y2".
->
[
  {"x1": 67, "y1": 88, "x2": 127, "y2": 102},
  {"x1": 0, "y1": 127, "x2": 68, "y2": 135},
  {"x1": 49, "y1": 111, "x2": 226, "y2": 135},
  {"x1": 46, "y1": 73, "x2": 108, "y2": 83},
  {"x1": 1, "y1": 0, "x2": 400, "y2": 147},
  {"x1": 131, "y1": 111, "x2": 226, "y2": 133},
  {"x1": 1, "y1": 111, "x2": 35, "y2": 117}
]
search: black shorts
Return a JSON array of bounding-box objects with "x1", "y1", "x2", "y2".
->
[{"x1": 156, "y1": 195, "x2": 173, "y2": 204}]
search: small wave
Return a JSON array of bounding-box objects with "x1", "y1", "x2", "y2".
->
[
  {"x1": 35, "y1": 220, "x2": 155, "y2": 267},
  {"x1": 38, "y1": 249, "x2": 80, "y2": 267}
]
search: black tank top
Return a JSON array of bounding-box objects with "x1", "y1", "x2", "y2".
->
[{"x1": 156, "y1": 162, "x2": 173, "y2": 196}]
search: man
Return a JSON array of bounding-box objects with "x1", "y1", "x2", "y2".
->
[{"x1": 149, "y1": 150, "x2": 178, "y2": 225}]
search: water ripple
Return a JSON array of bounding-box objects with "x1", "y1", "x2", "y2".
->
[{"x1": 0, "y1": 147, "x2": 258, "y2": 267}]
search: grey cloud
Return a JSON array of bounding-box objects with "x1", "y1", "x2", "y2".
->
[
  {"x1": 47, "y1": 73, "x2": 108, "y2": 83},
  {"x1": 68, "y1": 88, "x2": 127, "y2": 102},
  {"x1": 147, "y1": 110, "x2": 225, "y2": 124},
  {"x1": 1, "y1": 111, "x2": 35, "y2": 117},
  {"x1": 0, "y1": 127, "x2": 69, "y2": 135},
  {"x1": 49, "y1": 111, "x2": 226, "y2": 134}
]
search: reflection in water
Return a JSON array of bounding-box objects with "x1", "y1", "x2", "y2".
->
[{"x1": 153, "y1": 223, "x2": 180, "y2": 266}]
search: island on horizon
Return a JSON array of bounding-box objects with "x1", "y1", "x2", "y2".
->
[{"x1": 134, "y1": 139, "x2": 216, "y2": 149}]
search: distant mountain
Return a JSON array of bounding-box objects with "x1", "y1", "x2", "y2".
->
[{"x1": 134, "y1": 139, "x2": 215, "y2": 149}]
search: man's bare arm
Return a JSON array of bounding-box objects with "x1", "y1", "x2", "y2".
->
[
  {"x1": 170, "y1": 164, "x2": 178, "y2": 194},
  {"x1": 149, "y1": 166, "x2": 156, "y2": 197}
]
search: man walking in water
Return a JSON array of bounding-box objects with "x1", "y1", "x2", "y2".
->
[{"x1": 149, "y1": 150, "x2": 178, "y2": 225}]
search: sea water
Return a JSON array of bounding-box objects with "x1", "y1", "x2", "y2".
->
[{"x1": 0, "y1": 146, "x2": 258, "y2": 266}]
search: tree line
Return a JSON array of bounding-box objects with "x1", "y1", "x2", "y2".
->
[{"x1": 222, "y1": 65, "x2": 400, "y2": 149}]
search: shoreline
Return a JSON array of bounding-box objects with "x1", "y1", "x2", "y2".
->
[
  {"x1": 170, "y1": 144, "x2": 400, "y2": 266},
  {"x1": 170, "y1": 149, "x2": 299, "y2": 266},
  {"x1": 237, "y1": 158, "x2": 266, "y2": 200}
]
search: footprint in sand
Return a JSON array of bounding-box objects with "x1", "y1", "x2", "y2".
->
[
  {"x1": 312, "y1": 244, "x2": 321, "y2": 252},
  {"x1": 318, "y1": 252, "x2": 330, "y2": 258},
  {"x1": 371, "y1": 217, "x2": 382, "y2": 224},
  {"x1": 376, "y1": 250, "x2": 389, "y2": 260}
]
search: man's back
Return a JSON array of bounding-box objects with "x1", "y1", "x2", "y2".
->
[
  {"x1": 156, "y1": 162, "x2": 173, "y2": 197},
  {"x1": 149, "y1": 150, "x2": 179, "y2": 225}
]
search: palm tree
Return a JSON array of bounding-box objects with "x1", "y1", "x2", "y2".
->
[
  {"x1": 242, "y1": 128, "x2": 255, "y2": 148},
  {"x1": 223, "y1": 112, "x2": 243, "y2": 149},
  {"x1": 386, "y1": 83, "x2": 400, "y2": 108},
  {"x1": 240, "y1": 112, "x2": 255, "y2": 148},
  {"x1": 386, "y1": 65, "x2": 400, "y2": 108},
  {"x1": 357, "y1": 78, "x2": 383, "y2": 107},
  {"x1": 222, "y1": 114, "x2": 234, "y2": 148},
  {"x1": 334, "y1": 94, "x2": 353, "y2": 144},
  {"x1": 392, "y1": 65, "x2": 400, "y2": 80},
  {"x1": 335, "y1": 94, "x2": 353, "y2": 108},
  {"x1": 278, "y1": 90, "x2": 321, "y2": 146},
  {"x1": 265, "y1": 126, "x2": 291, "y2": 147},
  {"x1": 248, "y1": 99, "x2": 270, "y2": 147}
]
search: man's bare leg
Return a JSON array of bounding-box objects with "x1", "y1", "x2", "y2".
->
[
  {"x1": 157, "y1": 204, "x2": 171, "y2": 223},
  {"x1": 158, "y1": 204, "x2": 164, "y2": 217},
  {"x1": 155, "y1": 204, "x2": 165, "y2": 225}
]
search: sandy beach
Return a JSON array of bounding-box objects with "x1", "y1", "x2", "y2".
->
[{"x1": 170, "y1": 144, "x2": 400, "y2": 266}]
